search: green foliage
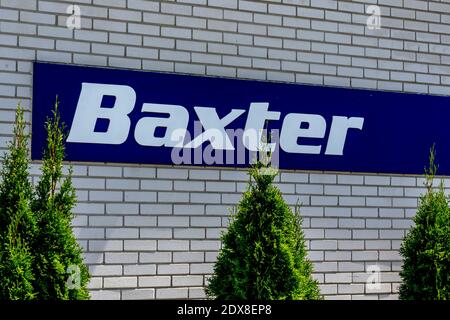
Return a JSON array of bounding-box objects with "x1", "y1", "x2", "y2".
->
[
  {"x1": 0, "y1": 101, "x2": 90, "y2": 300},
  {"x1": 0, "y1": 105, "x2": 37, "y2": 300},
  {"x1": 31, "y1": 99, "x2": 90, "y2": 300},
  {"x1": 0, "y1": 233, "x2": 35, "y2": 300},
  {"x1": 206, "y1": 163, "x2": 321, "y2": 300},
  {"x1": 399, "y1": 146, "x2": 450, "y2": 300}
]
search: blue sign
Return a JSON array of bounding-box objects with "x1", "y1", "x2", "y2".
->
[{"x1": 32, "y1": 62, "x2": 450, "y2": 175}]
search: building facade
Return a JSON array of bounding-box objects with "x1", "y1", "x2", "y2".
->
[{"x1": 1, "y1": 0, "x2": 450, "y2": 300}]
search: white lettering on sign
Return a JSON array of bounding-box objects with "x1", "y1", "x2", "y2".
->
[
  {"x1": 67, "y1": 83, "x2": 135, "y2": 144},
  {"x1": 325, "y1": 116, "x2": 365, "y2": 156},
  {"x1": 183, "y1": 107, "x2": 245, "y2": 150},
  {"x1": 243, "y1": 103, "x2": 280, "y2": 152},
  {"x1": 135, "y1": 103, "x2": 188, "y2": 147},
  {"x1": 280, "y1": 113, "x2": 326, "y2": 154},
  {"x1": 67, "y1": 83, "x2": 364, "y2": 155}
]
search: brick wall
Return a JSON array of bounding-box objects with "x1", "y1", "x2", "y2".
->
[{"x1": 1, "y1": 0, "x2": 450, "y2": 300}]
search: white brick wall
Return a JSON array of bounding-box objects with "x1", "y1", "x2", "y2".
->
[{"x1": 2, "y1": 0, "x2": 450, "y2": 300}]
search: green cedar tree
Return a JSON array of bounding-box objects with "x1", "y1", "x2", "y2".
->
[
  {"x1": 206, "y1": 162, "x2": 321, "y2": 300},
  {"x1": 31, "y1": 99, "x2": 90, "y2": 300},
  {"x1": 0, "y1": 104, "x2": 37, "y2": 300},
  {"x1": 399, "y1": 146, "x2": 450, "y2": 300}
]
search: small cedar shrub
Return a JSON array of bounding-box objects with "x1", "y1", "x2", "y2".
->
[
  {"x1": 0, "y1": 105, "x2": 37, "y2": 300},
  {"x1": 206, "y1": 163, "x2": 321, "y2": 300},
  {"x1": 399, "y1": 146, "x2": 450, "y2": 300},
  {"x1": 0, "y1": 101, "x2": 90, "y2": 300},
  {"x1": 31, "y1": 99, "x2": 90, "y2": 299}
]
